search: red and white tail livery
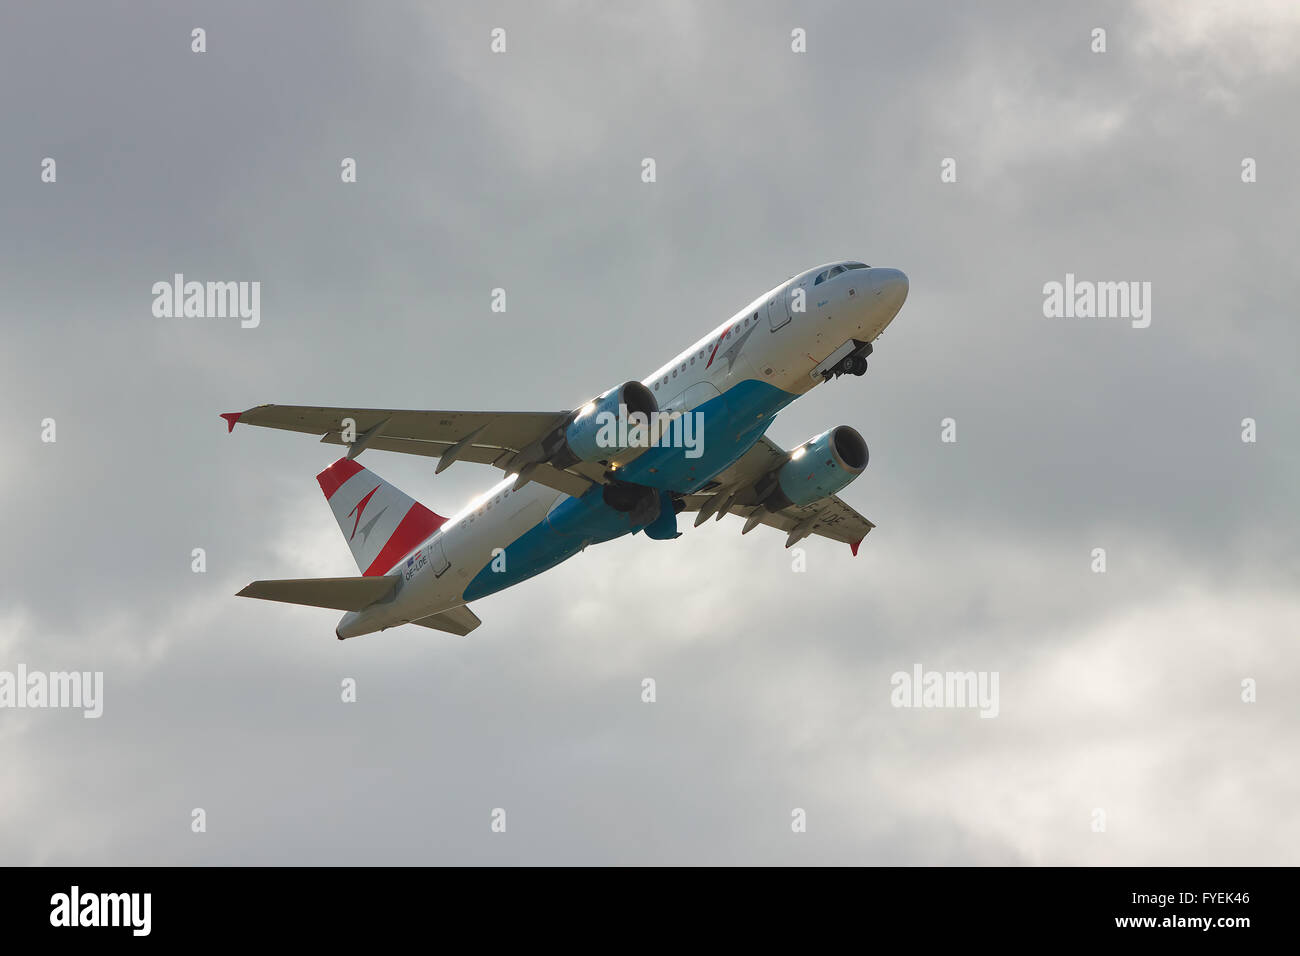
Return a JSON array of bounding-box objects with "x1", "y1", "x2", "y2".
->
[{"x1": 316, "y1": 458, "x2": 446, "y2": 577}]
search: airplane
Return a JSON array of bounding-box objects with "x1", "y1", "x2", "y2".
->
[{"x1": 222, "y1": 261, "x2": 909, "y2": 639}]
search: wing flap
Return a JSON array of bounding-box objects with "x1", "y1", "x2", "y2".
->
[
  {"x1": 317, "y1": 432, "x2": 503, "y2": 466},
  {"x1": 746, "y1": 496, "x2": 875, "y2": 548}
]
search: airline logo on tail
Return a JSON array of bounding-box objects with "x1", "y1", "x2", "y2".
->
[{"x1": 348, "y1": 485, "x2": 386, "y2": 541}]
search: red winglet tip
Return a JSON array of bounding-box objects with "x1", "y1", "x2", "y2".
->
[
  {"x1": 850, "y1": 538, "x2": 863, "y2": 556},
  {"x1": 220, "y1": 411, "x2": 242, "y2": 433}
]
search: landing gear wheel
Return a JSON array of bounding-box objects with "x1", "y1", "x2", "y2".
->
[{"x1": 842, "y1": 355, "x2": 867, "y2": 376}]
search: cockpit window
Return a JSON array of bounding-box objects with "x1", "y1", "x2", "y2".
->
[{"x1": 814, "y1": 263, "x2": 868, "y2": 285}]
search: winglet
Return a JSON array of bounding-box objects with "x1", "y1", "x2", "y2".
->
[
  {"x1": 849, "y1": 537, "x2": 864, "y2": 556},
  {"x1": 220, "y1": 411, "x2": 243, "y2": 433}
]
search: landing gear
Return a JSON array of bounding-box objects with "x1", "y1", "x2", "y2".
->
[
  {"x1": 603, "y1": 480, "x2": 661, "y2": 527},
  {"x1": 825, "y1": 340, "x2": 873, "y2": 380},
  {"x1": 842, "y1": 354, "x2": 868, "y2": 376}
]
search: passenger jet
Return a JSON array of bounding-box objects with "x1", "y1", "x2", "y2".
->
[{"x1": 222, "y1": 261, "x2": 908, "y2": 639}]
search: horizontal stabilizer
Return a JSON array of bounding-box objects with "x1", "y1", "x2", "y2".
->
[
  {"x1": 410, "y1": 605, "x2": 482, "y2": 636},
  {"x1": 237, "y1": 575, "x2": 399, "y2": 611}
]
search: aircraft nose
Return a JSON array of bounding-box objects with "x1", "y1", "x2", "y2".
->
[{"x1": 871, "y1": 268, "x2": 909, "y2": 311}]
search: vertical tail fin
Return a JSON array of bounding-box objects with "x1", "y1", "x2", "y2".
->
[{"x1": 316, "y1": 458, "x2": 447, "y2": 576}]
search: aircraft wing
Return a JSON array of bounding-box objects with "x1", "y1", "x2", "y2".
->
[
  {"x1": 678, "y1": 436, "x2": 875, "y2": 553},
  {"x1": 221, "y1": 404, "x2": 595, "y2": 497}
]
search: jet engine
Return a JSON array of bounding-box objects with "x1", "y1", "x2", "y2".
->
[
  {"x1": 764, "y1": 426, "x2": 868, "y2": 509},
  {"x1": 550, "y1": 380, "x2": 658, "y2": 467}
]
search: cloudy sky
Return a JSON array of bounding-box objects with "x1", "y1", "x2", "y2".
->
[{"x1": 2, "y1": 0, "x2": 1297, "y2": 865}]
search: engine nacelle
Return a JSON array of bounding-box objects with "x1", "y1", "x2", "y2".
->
[
  {"x1": 769, "y1": 426, "x2": 868, "y2": 509},
  {"x1": 556, "y1": 380, "x2": 658, "y2": 465}
]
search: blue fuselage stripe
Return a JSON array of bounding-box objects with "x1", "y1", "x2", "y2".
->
[{"x1": 462, "y1": 378, "x2": 797, "y2": 601}]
